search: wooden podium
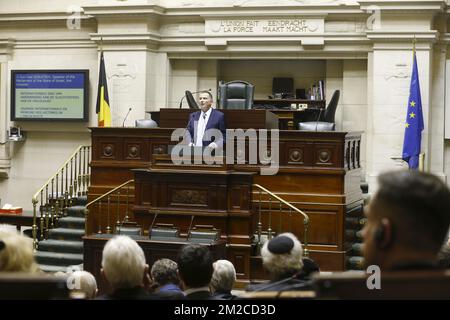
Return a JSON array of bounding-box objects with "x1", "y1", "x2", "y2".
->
[
  {"x1": 131, "y1": 154, "x2": 256, "y2": 281},
  {"x1": 88, "y1": 109, "x2": 364, "y2": 282}
]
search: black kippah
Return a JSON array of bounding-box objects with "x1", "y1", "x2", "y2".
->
[
  {"x1": 267, "y1": 236, "x2": 294, "y2": 254},
  {"x1": 0, "y1": 240, "x2": 5, "y2": 251}
]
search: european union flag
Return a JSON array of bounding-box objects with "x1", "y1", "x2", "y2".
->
[{"x1": 402, "y1": 53, "x2": 424, "y2": 169}]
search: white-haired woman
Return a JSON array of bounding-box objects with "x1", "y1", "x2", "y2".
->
[
  {"x1": 210, "y1": 259, "x2": 236, "y2": 300},
  {"x1": 0, "y1": 226, "x2": 39, "y2": 273},
  {"x1": 97, "y1": 235, "x2": 158, "y2": 300}
]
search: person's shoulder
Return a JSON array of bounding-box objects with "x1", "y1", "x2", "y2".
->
[
  {"x1": 155, "y1": 290, "x2": 186, "y2": 300},
  {"x1": 213, "y1": 109, "x2": 225, "y2": 118}
]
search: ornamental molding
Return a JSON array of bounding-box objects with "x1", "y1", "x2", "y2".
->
[
  {"x1": 358, "y1": 0, "x2": 446, "y2": 12},
  {"x1": 366, "y1": 30, "x2": 439, "y2": 42}
]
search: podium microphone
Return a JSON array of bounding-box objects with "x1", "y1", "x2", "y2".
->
[
  {"x1": 122, "y1": 107, "x2": 132, "y2": 127},
  {"x1": 179, "y1": 89, "x2": 212, "y2": 109},
  {"x1": 149, "y1": 212, "x2": 159, "y2": 239},
  {"x1": 186, "y1": 215, "x2": 195, "y2": 241}
]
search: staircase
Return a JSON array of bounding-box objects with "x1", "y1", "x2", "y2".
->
[
  {"x1": 30, "y1": 145, "x2": 90, "y2": 272},
  {"x1": 35, "y1": 196, "x2": 87, "y2": 273}
]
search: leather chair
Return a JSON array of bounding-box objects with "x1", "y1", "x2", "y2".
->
[
  {"x1": 298, "y1": 90, "x2": 340, "y2": 131},
  {"x1": 322, "y1": 90, "x2": 340, "y2": 123},
  {"x1": 135, "y1": 118, "x2": 157, "y2": 128},
  {"x1": 219, "y1": 80, "x2": 255, "y2": 109}
]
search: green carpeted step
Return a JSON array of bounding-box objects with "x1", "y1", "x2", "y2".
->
[
  {"x1": 48, "y1": 228, "x2": 85, "y2": 241},
  {"x1": 38, "y1": 239, "x2": 83, "y2": 254},
  {"x1": 35, "y1": 251, "x2": 83, "y2": 267},
  {"x1": 65, "y1": 206, "x2": 86, "y2": 218},
  {"x1": 75, "y1": 196, "x2": 88, "y2": 206},
  {"x1": 58, "y1": 216, "x2": 85, "y2": 230}
]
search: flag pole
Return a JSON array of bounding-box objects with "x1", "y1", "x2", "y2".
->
[{"x1": 413, "y1": 34, "x2": 416, "y2": 55}]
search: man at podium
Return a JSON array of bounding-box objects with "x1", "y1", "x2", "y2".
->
[{"x1": 186, "y1": 92, "x2": 226, "y2": 149}]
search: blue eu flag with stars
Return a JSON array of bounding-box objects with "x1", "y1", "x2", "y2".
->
[{"x1": 402, "y1": 53, "x2": 424, "y2": 169}]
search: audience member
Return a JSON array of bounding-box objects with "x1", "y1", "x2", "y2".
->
[
  {"x1": 210, "y1": 260, "x2": 236, "y2": 299},
  {"x1": 177, "y1": 244, "x2": 216, "y2": 299},
  {"x1": 298, "y1": 257, "x2": 320, "y2": 280},
  {"x1": 97, "y1": 235, "x2": 158, "y2": 300},
  {"x1": 362, "y1": 170, "x2": 450, "y2": 271},
  {"x1": 0, "y1": 226, "x2": 39, "y2": 273},
  {"x1": 150, "y1": 258, "x2": 185, "y2": 299},
  {"x1": 69, "y1": 271, "x2": 98, "y2": 299},
  {"x1": 438, "y1": 244, "x2": 450, "y2": 269},
  {"x1": 246, "y1": 232, "x2": 311, "y2": 292}
]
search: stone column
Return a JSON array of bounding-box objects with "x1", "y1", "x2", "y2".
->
[
  {"x1": 0, "y1": 42, "x2": 12, "y2": 179},
  {"x1": 366, "y1": 42, "x2": 434, "y2": 190}
]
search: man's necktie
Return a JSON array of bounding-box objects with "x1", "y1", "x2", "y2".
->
[{"x1": 203, "y1": 113, "x2": 207, "y2": 120}]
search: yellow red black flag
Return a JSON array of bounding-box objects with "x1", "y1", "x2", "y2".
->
[{"x1": 96, "y1": 52, "x2": 111, "y2": 127}]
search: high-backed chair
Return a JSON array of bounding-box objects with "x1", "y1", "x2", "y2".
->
[
  {"x1": 298, "y1": 90, "x2": 340, "y2": 131},
  {"x1": 322, "y1": 90, "x2": 340, "y2": 123},
  {"x1": 219, "y1": 80, "x2": 254, "y2": 110}
]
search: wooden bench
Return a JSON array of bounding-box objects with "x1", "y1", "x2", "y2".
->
[{"x1": 313, "y1": 270, "x2": 450, "y2": 299}]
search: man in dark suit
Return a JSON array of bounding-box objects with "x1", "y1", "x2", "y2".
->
[
  {"x1": 362, "y1": 170, "x2": 450, "y2": 271},
  {"x1": 177, "y1": 244, "x2": 222, "y2": 299},
  {"x1": 186, "y1": 92, "x2": 226, "y2": 149}
]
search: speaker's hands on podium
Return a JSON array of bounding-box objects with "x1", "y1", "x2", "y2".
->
[
  {"x1": 186, "y1": 142, "x2": 218, "y2": 149},
  {"x1": 207, "y1": 142, "x2": 218, "y2": 149}
]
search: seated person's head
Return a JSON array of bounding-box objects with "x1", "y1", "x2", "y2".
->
[
  {"x1": 438, "y1": 244, "x2": 450, "y2": 269},
  {"x1": 150, "y1": 258, "x2": 180, "y2": 289},
  {"x1": 261, "y1": 232, "x2": 303, "y2": 280},
  {"x1": 210, "y1": 260, "x2": 236, "y2": 294},
  {"x1": 101, "y1": 236, "x2": 148, "y2": 291},
  {"x1": 362, "y1": 170, "x2": 450, "y2": 270},
  {"x1": 69, "y1": 271, "x2": 98, "y2": 299},
  {"x1": 177, "y1": 244, "x2": 213, "y2": 290},
  {"x1": 0, "y1": 227, "x2": 39, "y2": 273}
]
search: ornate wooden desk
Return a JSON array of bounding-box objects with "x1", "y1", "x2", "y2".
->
[{"x1": 87, "y1": 108, "x2": 363, "y2": 286}]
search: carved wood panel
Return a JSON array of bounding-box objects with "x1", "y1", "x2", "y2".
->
[
  {"x1": 97, "y1": 138, "x2": 123, "y2": 161},
  {"x1": 124, "y1": 139, "x2": 149, "y2": 161},
  {"x1": 314, "y1": 143, "x2": 339, "y2": 167},
  {"x1": 171, "y1": 189, "x2": 208, "y2": 206}
]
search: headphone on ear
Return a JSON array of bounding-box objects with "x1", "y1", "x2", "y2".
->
[{"x1": 374, "y1": 226, "x2": 385, "y2": 245}]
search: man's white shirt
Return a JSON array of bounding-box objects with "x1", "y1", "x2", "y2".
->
[{"x1": 195, "y1": 108, "x2": 212, "y2": 147}]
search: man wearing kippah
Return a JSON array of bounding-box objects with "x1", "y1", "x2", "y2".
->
[{"x1": 246, "y1": 232, "x2": 315, "y2": 292}]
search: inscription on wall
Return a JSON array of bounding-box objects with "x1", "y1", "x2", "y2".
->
[{"x1": 206, "y1": 18, "x2": 324, "y2": 35}]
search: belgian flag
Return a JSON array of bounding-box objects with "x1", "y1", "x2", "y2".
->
[{"x1": 96, "y1": 51, "x2": 111, "y2": 127}]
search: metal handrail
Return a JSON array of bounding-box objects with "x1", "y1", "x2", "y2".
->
[
  {"x1": 31, "y1": 145, "x2": 91, "y2": 250},
  {"x1": 253, "y1": 183, "x2": 310, "y2": 256},
  {"x1": 85, "y1": 179, "x2": 134, "y2": 235},
  {"x1": 86, "y1": 180, "x2": 134, "y2": 208},
  {"x1": 32, "y1": 145, "x2": 89, "y2": 202}
]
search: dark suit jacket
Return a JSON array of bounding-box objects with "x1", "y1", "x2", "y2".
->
[
  {"x1": 95, "y1": 287, "x2": 160, "y2": 300},
  {"x1": 185, "y1": 290, "x2": 212, "y2": 300},
  {"x1": 187, "y1": 109, "x2": 226, "y2": 147}
]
